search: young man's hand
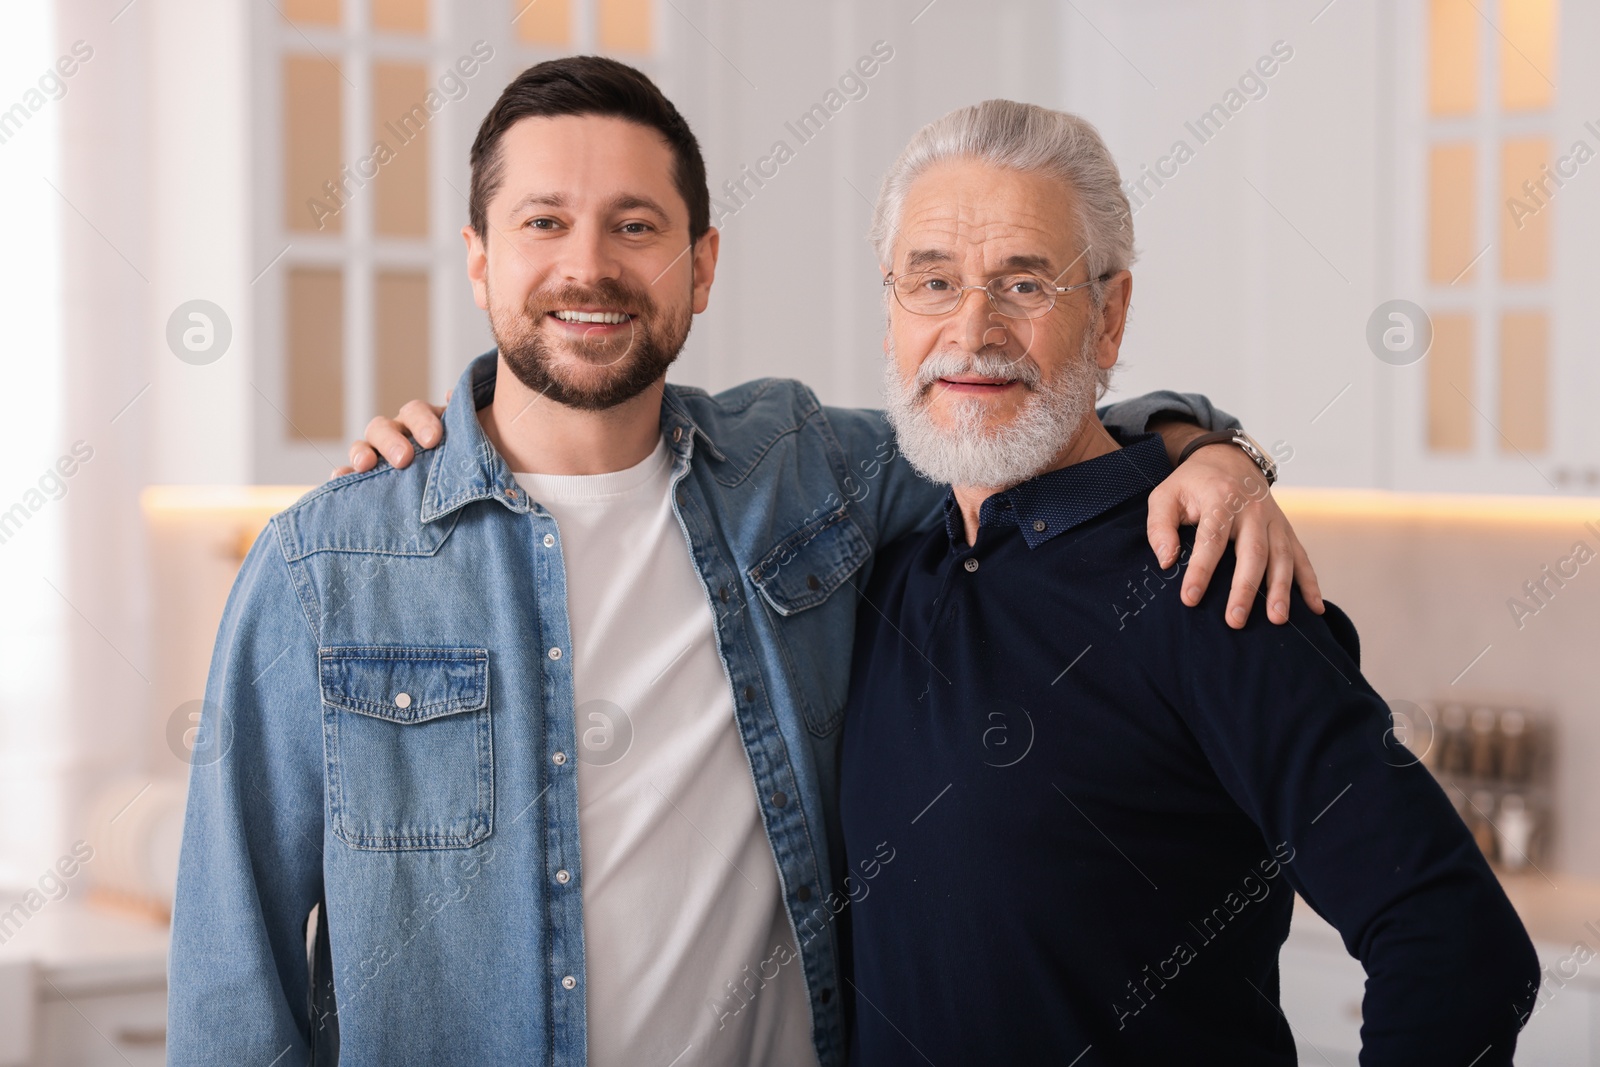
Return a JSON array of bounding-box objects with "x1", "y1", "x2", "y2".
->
[
  {"x1": 330, "y1": 394, "x2": 449, "y2": 477},
  {"x1": 1146, "y1": 442, "x2": 1323, "y2": 630}
]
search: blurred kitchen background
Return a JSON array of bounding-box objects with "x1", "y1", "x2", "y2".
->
[{"x1": 1, "y1": 0, "x2": 1597, "y2": 1063}]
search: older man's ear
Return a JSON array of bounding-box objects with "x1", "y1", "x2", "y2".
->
[{"x1": 1093, "y1": 270, "x2": 1134, "y2": 374}]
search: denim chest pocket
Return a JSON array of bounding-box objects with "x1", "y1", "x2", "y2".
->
[
  {"x1": 319, "y1": 647, "x2": 493, "y2": 851},
  {"x1": 749, "y1": 508, "x2": 871, "y2": 736}
]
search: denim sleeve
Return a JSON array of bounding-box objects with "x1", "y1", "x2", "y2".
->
[
  {"x1": 820, "y1": 405, "x2": 945, "y2": 548},
  {"x1": 1166, "y1": 540, "x2": 1539, "y2": 1065},
  {"x1": 1097, "y1": 390, "x2": 1241, "y2": 434},
  {"x1": 167, "y1": 522, "x2": 326, "y2": 1064}
]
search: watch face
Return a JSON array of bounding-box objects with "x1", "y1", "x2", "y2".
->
[{"x1": 1234, "y1": 431, "x2": 1277, "y2": 479}]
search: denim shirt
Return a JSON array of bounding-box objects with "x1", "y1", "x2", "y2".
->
[{"x1": 166, "y1": 351, "x2": 1234, "y2": 1067}]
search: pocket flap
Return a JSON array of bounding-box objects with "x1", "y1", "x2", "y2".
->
[
  {"x1": 749, "y1": 507, "x2": 871, "y2": 617},
  {"x1": 319, "y1": 647, "x2": 488, "y2": 723}
]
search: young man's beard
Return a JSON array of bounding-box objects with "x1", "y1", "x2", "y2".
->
[{"x1": 488, "y1": 276, "x2": 693, "y2": 411}]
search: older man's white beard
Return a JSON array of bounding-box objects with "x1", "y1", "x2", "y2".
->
[{"x1": 883, "y1": 337, "x2": 1100, "y2": 490}]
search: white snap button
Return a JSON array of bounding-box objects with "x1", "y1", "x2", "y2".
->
[
  {"x1": 394, "y1": 692, "x2": 412, "y2": 709},
  {"x1": 548, "y1": 647, "x2": 562, "y2": 660},
  {"x1": 672, "y1": 426, "x2": 683, "y2": 442},
  {"x1": 543, "y1": 533, "x2": 555, "y2": 548},
  {"x1": 555, "y1": 869, "x2": 571, "y2": 884},
  {"x1": 552, "y1": 751, "x2": 567, "y2": 765},
  {"x1": 561, "y1": 975, "x2": 577, "y2": 990}
]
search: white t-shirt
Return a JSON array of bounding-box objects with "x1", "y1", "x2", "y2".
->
[{"x1": 514, "y1": 437, "x2": 818, "y2": 1067}]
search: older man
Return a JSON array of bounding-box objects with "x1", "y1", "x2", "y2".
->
[{"x1": 839, "y1": 100, "x2": 1539, "y2": 1065}]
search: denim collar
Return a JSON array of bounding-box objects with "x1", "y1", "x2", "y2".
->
[
  {"x1": 420, "y1": 350, "x2": 724, "y2": 523},
  {"x1": 939, "y1": 428, "x2": 1172, "y2": 549}
]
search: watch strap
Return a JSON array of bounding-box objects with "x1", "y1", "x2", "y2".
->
[{"x1": 1175, "y1": 429, "x2": 1242, "y2": 467}]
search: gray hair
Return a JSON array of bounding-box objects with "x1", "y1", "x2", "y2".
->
[{"x1": 869, "y1": 99, "x2": 1135, "y2": 311}]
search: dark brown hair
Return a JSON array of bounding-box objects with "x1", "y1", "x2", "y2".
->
[{"x1": 468, "y1": 55, "x2": 710, "y2": 244}]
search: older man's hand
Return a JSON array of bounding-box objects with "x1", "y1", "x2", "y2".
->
[{"x1": 1145, "y1": 442, "x2": 1323, "y2": 630}]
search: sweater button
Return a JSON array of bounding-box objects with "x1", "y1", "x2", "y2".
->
[{"x1": 963, "y1": 557, "x2": 979, "y2": 573}]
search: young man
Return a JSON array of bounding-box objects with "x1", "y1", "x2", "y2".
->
[
  {"x1": 840, "y1": 99, "x2": 1538, "y2": 1065},
  {"x1": 169, "y1": 58, "x2": 1317, "y2": 1066}
]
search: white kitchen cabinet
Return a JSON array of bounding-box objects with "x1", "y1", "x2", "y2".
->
[
  {"x1": 34, "y1": 985, "x2": 166, "y2": 1067},
  {"x1": 0, "y1": 901, "x2": 168, "y2": 1067}
]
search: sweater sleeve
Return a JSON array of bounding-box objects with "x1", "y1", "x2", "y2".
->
[
  {"x1": 1162, "y1": 534, "x2": 1540, "y2": 1066},
  {"x1": 1097, "y1": 389, "x2": 1241, "y2": 435}
]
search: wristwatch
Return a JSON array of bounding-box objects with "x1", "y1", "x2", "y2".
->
[{"x1": 1175, "y1": 428, "x2": 1278, "y2": 486}]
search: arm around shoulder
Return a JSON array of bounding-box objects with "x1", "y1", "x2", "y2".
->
[
  {"x1": 820, "y1": 404, "x2": 945, "y2": 549},
  {"x1": 1096, "y1": 388, "x2": 1241, "y2": 436}
]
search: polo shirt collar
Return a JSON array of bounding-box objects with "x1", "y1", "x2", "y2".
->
[{"x1": 940, "y1": 429, "x2": 1173, "y2": 549}]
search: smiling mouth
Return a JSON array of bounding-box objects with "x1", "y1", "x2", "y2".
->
[
  {"x1": 936, "y1": 375, "x2": 1020, "y2": 393},
  {"x1": 550, "y1": 309, "x2": 633, "y2": 325}
]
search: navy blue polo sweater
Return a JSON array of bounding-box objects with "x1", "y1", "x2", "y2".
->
[{"x1": 839, "y1": 430, "x2": 1538, "y2": 1066}]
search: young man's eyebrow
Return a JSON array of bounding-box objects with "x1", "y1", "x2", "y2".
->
[
  {"x1": 609, "y1": 194, "x2": 671, "y2": 220},
  {"x1": 506, "y1": 192, "x2": 568, "y2": 216}
]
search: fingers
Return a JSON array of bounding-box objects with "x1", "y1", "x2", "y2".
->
[
  {"x1": 1291, "y1": 533, "x2": 1326, "y2": 614},
  {"x1": 329, "y1": 466, "x2": 353, "y2": 480},
  {"x1": 347, "y1": 440, "x2": 379, "y2": 473},
  {"x1": 1145, "y1": 483, "x2": 1185, "y2": 569},
  {"x1": 397, "y1": 399, "x2": 446, "y2": 449},
  {"x1": 1182, "y1": 506, "x2": 1229, "y2": 611},
  {"x1": 1263, "y1": 522, "x2": 1297, "y2": 624},
  {"x1": 363, "y1": 416, "x2": 415, "y2": 470},
  {"x1": 1224, "y1": 518, "x2": 1269, "y2": 630}
]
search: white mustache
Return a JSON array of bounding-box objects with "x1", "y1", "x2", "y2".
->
[{"x1": 913, "y1": 350, "x2": 1042, "y2": 394}]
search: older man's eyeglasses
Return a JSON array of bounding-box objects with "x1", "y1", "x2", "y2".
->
[{"x1": 884, "y1": 270, "x2": 1111, "y2": 320}]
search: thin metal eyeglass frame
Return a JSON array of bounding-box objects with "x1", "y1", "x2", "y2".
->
[{"x1": 883, "y1": 270, "x2": 1114, "y2": 319}]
